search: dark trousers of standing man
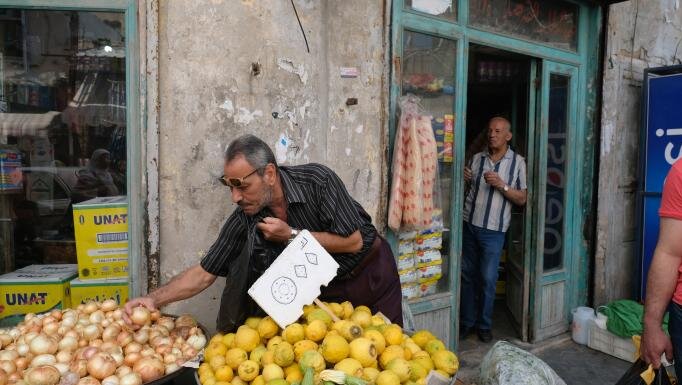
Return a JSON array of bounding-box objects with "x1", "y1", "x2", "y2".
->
[{"x1": 320, "y1": 235, "x2": 403, "y2": 326}]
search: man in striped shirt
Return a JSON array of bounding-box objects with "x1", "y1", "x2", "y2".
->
[
  {"x1": 123, "y1": 134, "x2": 402, "y2": 330},
  {"x1": 461, "y1": 117, "x2": 527, "y2": 342}
]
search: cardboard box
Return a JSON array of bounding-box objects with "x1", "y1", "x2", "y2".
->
[
  {"x1": 72, "y1": 196, "x2": 128, "y2": 280},
  {"x1": 16, "y1": 264, "x2": 77, "y2": 274},
  {"x1": 69, "y1": 277, "x2": 129, "y2": 306},
  {"x1": 0, "y1": 268, "x2": 77, "y2": 326}
]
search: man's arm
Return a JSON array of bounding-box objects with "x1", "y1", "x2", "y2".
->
[
  {"x1": 500, "y1": 188, "x2": 527, "y2": 206},
  {"x1": 257, "y1": 217, "x2": 363, "y2": 253},
  {"x1": 123, "y1": 264, "x2": 217, "y2": 324},
  {"x1": 642, "y1": 217, "x2": 682, "y2": 367}
]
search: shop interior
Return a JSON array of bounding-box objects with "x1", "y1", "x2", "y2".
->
[{"x1": 461, "y1": 44, "x2": 533, "y2": 345}]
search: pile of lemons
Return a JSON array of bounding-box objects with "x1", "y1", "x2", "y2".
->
[{"x1": 198, "y1": 302, "x2": 459, "y2": 385}]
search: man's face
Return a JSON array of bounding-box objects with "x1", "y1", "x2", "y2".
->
[
  {"x1": 223, "y1": 156, "x2": 274, "y2": 216},
  {"x1": 487, "y1": 119, "x2": 512, "y2": 151}
]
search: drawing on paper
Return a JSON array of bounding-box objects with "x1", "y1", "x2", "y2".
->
[{"x1": 271, "y1": 276, "x2": 297, "y2": 304}]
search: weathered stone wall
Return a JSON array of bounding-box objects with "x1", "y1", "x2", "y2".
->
[
  {"x1": 595, "y1": 0, "x2": 682, "y2": 305},
  {"x1": 154, "y1": 0, "x2": 388, "y2": 331}
]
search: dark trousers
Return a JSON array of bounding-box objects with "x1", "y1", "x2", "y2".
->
[
  {"x1": 669, "y1": 301, "x2": 682, "y2": 379},
  {"x1": 320, "y1": 237, "x2": 403, "y2": 326}
]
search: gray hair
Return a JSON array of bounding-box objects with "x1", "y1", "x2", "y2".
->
[{"x1": 224, "y1": 134, "x2": 278, "y2": 174}]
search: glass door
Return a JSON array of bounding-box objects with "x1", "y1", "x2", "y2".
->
[{"x1": 531, "y1": 60, "x2": 578, "y2": 342}]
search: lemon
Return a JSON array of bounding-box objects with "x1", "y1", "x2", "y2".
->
[
  {"x1": 306, "y1": 308, "x2": 333, "y2": 327},
  {"x1": 304, "y1": 319, "x2": 327, "y2": 342},
  {"x1": 299, "y1": 350, "x2": 326, "y2": 373},
  {"x1": 232, "y1": 376, "x2": 248, "y2": 385},
  {"x1": 273, "y1": 341, "x2": 295, "y2": 367},
  {"x1": 261, "y1": 350, "x2": 275, "y2": 366},
  {"x1": 341, "y1": 301, "x2": 354, "y2": 319},
  {"x1": 235, "y1": 326, "x2": 262, "y2": 352},
  {"x1": 252, "y1": 375, "x2": 265, "y2": 385},
  {"x1": 371, "y1": 315, "x2": 387, "y2": 327},
  {"x1": 424, "y1": 340, "x2": 445, "y2": 356},
  {"x1": 198, "y1": 363, "x2": 213, "y2": 377},
  {"x1": 258, "y1": 317, "x2": 280, "y2": 339},
  {"x1": 267, "y1": 379, "x2": 289, "y2": 385},
  {"x1": 431, "y1": 350, "x2": 458, "y2": 375},
  {"x1": 282, "y1": 323, "x2": 305, "y2": 344},
  {"x1": 334, "y1": 320, "x2": 363, "y2": 341},
  {"x1": 320, "y1": 334, "x2": 350, "y2": 363},
  {"x1": 210, "y1": 333, "x2": 225, "y2": 345},
  {"x1": 376, "y1": 370, "x2": 401, "y2": 385},
  {"x1": 355, "y1": 305, "x2": 372, "y2": 313},
  {"x1": 245, "y1": 317, "x2": 262, "y2": 329},
  {"x1": 410, "y1": 331, "x2": 435, "y2": 349},
  {"x1": 408, "y1": 361, "x2": 428, "y2": 381},
  {"x1": 262, "y1": 363, "x2": 285, "y2": 382},
  {"x1": 222, "y1": 333, "x2": 236, "y2": 348},
  {"x1": 362, "y1": 367, "x2": 381, "y2": 383},
  {"x1": 350, "y1": 310, "x2": 372, "y2": 328},
  {"x1": 364, "y1": 329, "x2": 386, "y2": 354},
  {"x1": 293, "y1": 340, "x2": 318, "y2": 361},
  {"x1": 385, "y1": 358, "x2": 411, "y2": 383},
  {"x1": 302, "y1": 304, "x2": 317, "y2": 317},
  {"x1": 210, "y1": 355, "x2": 227, "y2": 371},
  {"x1": 349, "y1": 337, "x2": 377, "y2": 367},
  {"x1": 215, "y1": 381, "x2": 230, "y2": 385},
  {"x1": 238, "y1": 360, "x2": 260, "y2": 381},
  {"x1": 250, "y1": 345, "x2": 268, "y2": 365},
  {"x1": 215, "y1": 365, "x2": 234, "y2": 382},
  {"x1": 226, "y1": 347, "x2": 248, "y2": 369},
  {"x1": 382, "y1": 325, "x2": 403, "y2": 346},
  {"x1": 202, "y1": 378, "x2": 217, "y2": 385},
  {"x1": 205, "y1": 342, "x2": 228, "y2": 362},
  {"x1": 334, "y1": 357, "x2": 364, "y2": 377},
  {"x1": 380, "y1": 346, "x2": 405, "y2": 369},
  {"x1": 411, "y1": 355, "x2": 433, "y2": 373},
  {"x1": 200, "y1": 372, "x2": 216, "y2": 384},
  {"x1": 329, "y1": 302, "x2": 344, "y2": 318},
  {"x1": 402, "y1": 341, "x2": 421, "y2": 357},
  {"x1": 284, "y1": 363, "x2": 303, "y2": 383}
]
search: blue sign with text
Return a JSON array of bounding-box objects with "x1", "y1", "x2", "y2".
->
[{"x1": 640, "y1": 72, "x2": 682, "y2": 298}]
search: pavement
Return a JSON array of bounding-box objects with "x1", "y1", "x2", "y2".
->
[{"x1": 456, "y1": 301, "x2": 632, "y2": 384}]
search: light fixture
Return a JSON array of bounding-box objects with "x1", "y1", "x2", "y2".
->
[{"x1": 103, "y1": 45, "x2": 113, "y2": 53}]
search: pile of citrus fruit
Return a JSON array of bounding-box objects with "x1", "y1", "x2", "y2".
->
[{"x1": 197, "y1": 302, "x2": 459, "y2": 385}]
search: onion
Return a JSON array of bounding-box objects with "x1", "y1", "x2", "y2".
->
[
  {"x1": 87, "y1": 352, "x2": 116, "y2": 380},
  {"x1": 101, "y1": 299, "x2": 117, "y2": 312},
  {"x1": 101, "y1": 376, "x2": 119, "y2": 385},
  {"x1": 111, "y1": 309, "x2": 123, "y2": 321},
  {"x1": 162, "y1": 353, "x2": 177, "y2": 365},
  {"x1": 15, "y1": 357, "x2": 29, "y2": 371},
  {"x1": 149, "y1": 336, "x2": 171, "y2": 348},
  {"x1": 181, "y1": 346, "x2": 197, "y2": 360},
  {"x1": 165, "y1": 363, "x2": 179, "y2": 374},
  {"x1": 69, "y1": 359, "x2": 87, "y2": 377},
  {"x1": 50, "y1": 309, "x2": 62, "y2": 320},
  {"x1": 58, "y1": 336, "x2": 78, "y2": 352},
  {"x1": 30, "y1": 334, "x2": 58, "y2": 355},
  {"x1": 9, "y1": 328, "x2": 21, "y2": 340},
  {"x1": 56, "y1": 350, "x2": 72, "y2": 363},
  {"x1": 61, "y1": 317, "x2": 76, "y2": 329},
  {"x1": 115, "y1": 365, "x2": 132, "y2": 377},
  {"x1": 123, "y1": 352, "x2": 141, "y2": 367},
  {"x1": 116, "y1": 332, "x2": 132, "y2": 347},
  {"x1": 89, "y1": 339, "x2": 103, "y2": 348},
  {"x1": 42, "y1": 322, "x2": 59, "y2": 336},
  {"x1": 155, "y1": 317, "x2": 174, "y2": 332},
  {"x1": 83, "y1": 302, "x2": 98, "y2": 315},
  {"x1": 132, "y1": 329, "x2": 148, "y2": 345},
  {"x1": 173, "y1": 314, "x2": 196, "y2": 329},
  {"x1": 102, "y1": 325, "x2": 120, "y2": 342},
  {"x1": 25, "y1": 365, "x2": 60, "y2": 385},
  {"x1": 0, "y1": 334, "x2": 12, "y2": 348},
  {"x1": 150, "y1": 310, "x2": 160, "y2": 322},
  {"x1": 118, "y1": 373, "x2": 142, "y2": 385},
  {"x1": 77, "y1": 377, "x2": 102, "y2": 385},
  {"x1": 75, "y1": 347, "x2": 99, "y2": 361},
  {"x1": 132, "y1": 357, "x2": 164, "y2": 383},
  {"x1": 53, "y1": 362, "x2": 69, "y2": 375},
  {"x1": 130, "y1": 307, "x2": 150, "y2": 327},
  {"x1": 0, "y1": 368, "x2": 6, "y2": 385},
  {"x1": 123, "y1": 342, "x2": 142, "y2": 355},
  {"x1": 31, "y1": 354, "x2": 57, "y2": 367},
  {"x1": 89, "y1": 311, "x2": 105, "y2": 325},
  {"x1": 83, "y1": 325, "x2": 102, "y2": 341},
  {"x1": 186, "y1": 334, "x2": 207, "y2": 350},
  {"x1": 0, "y1": 360, "x2": 16, "y2": 375},
  {"x1": 59, "y1": 372, "x2": 80, "y2": 385},
  {"x1": 7, "y1": 371, "x2": 21, "y2": 384},
  {"x1": 0, "y1": 350, "x2": 18, "y2": 361}
]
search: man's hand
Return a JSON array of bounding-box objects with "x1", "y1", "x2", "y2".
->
[
  {"x1": 483, "y1": 171, "x2": 505, "y2": 190},
  {"x1": 257, "y1": 217, "x2": 291, "y2": 243},
  {"x1": 641, "y1": 325, "x2": 673, "y2": 368},
  {"x1": 123, "y1": 296, "x2": 157, "y2": 328},
  {"x1": 464, "y1": 167, "x2": 473, "y2": 182}
]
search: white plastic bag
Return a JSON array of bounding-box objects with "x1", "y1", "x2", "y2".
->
[{"x1": 478, "y1": 341, "x2": 566, "y2": 385}]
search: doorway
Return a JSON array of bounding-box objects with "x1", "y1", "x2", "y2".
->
[{"x1": 460, "y1": 43, "x2": 579, "y2": 344}]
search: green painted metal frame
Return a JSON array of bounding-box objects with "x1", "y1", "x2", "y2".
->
[
  {"x1": 0, "y1": 0, "x2": 143, "y2": 297},
  {"x1": 389, "y1": 0, "x2": 602, "y2": 349}
]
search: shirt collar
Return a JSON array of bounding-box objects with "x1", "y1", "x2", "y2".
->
[
  {"x1": 278, "y1": 167, "x2": 307, "y2": 204},
  {"x1": 483, "y1": 146, "x2": 514, "y2": 160}
]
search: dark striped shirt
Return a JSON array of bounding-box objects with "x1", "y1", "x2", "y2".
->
[{"x1": 200, "y1": 163, "x2": 377, "y2": 277}]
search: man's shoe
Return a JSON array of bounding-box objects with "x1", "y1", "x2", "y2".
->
[
  {"x1": 459, "y1": 325, "x2": 474, "y2": 339},
  {"x1": 477, "y1": 329, "x2": 493, "y2": 343}
]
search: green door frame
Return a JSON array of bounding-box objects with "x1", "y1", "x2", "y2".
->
[
  {"x1": 0, "y1": 0, "x2": 143, "y2": 297},
  {"x1": 389, "y1": 0, "x2": 602, "y2": 349}
]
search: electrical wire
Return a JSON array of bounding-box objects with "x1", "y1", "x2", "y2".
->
[{"x1": 290, "y1": 0, "x2": 310, "y2": 53}]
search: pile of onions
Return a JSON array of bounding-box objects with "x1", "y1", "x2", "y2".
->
[{"x1": 0, "y1": 300, "x2": 207, "y2": 385}]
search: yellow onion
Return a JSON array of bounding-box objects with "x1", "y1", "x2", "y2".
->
[
  {"x1": 24, "y1": 365, "x2": 60, "y2": 385},
  {"x1": 89, "y1": 310, "x2": 105, "y2": 325},
  {"x1": 101, "y1": 299, "x2": 118, "y2": 312},
  {"x1": 132, "y1": 329, "x2": 149, "y2": 345},
  {"x1": 0, "y1": 334, "x2": 12, "y2": 348},
  {"x1": 69, "y1": 359, "x2": 88, "y2": 377},
  {"x1": 29, "y1": 334, "x2": 58, "y2": 355},
  {"x1": 119, "y1": 373, "x2": 142, "y2": 385},
  {"x1": 165, "y1": 363, "x2": 179, "y2": 374},
  {"x1": 130, "y1": 307, "x2": 150, "y2": 327},
  {"x1": 115, "y1": 365, "x2": 132, "y2": 377},
  {"x1": 7, "y1": 371, "x2": 22, "y2": 384},
  {"x1": 83, "y1": 301, "x2": 99, "y2": 315},
  {"x1": 155, "y1": 317, "x2": 174, "y2": 332},
  {"x1": 102, "y1": 375, "x2": 119, "y2": 385},
  {"x1": 123, "y1": 352, "x2": 141, "y2": 367},
  {"x1": 173, "y1": 314, "x2": 196, "y2": 329},
  {"x1": 15, "y1": 357, "x2": 29, "y2": 371},
  {"x1": 150, "y1": 310, "x2": 160, "y2": 322},
  {"x1": 87, "y1": 352, "x2": 117, "y2": 380},
  {"x1": 56, "y1": 350, "x2": 72, "y2": 363},
  {"x1": 0, "y1": 368, "x2": 6, "y2": 385},
  {"x1": 102, "y1": 325, "x2": 121, "y2": 342},
  {"x1": 0, "y1": 351, "x2": 18, "y2": 362},
  {"x1": 0, "y1": 360, "x2": 16, "y2": 375},
  {"x1": 116, "y1": 331, "x2": 132, "y2": 347},
  {"x1": 132, "y1": 357, "x2": 164, "y2": 383},
  {"x1": 49, "y1": 309, "x2": 62, "y2": 320},
  {"x1": 58, "y1": 336, "x2": 78, "y2": 352},
  {"x1": 83, "y1": 324, "x2": 102, "y2": 341},
  {"x1": 53, "y1": 362, "x2": 69, "y2": 375},
  {"x1": 186, "y1": 334, "x2": 206, "y2": 350},
  {"x1": 31, "y1": 354, "x2": 57, "y2": 367},
  {"x1": 123, "y1": 342, "x2": 142, "y2": 355},
  {"x1": 75, "y1": 346, "x2": 100, "y2": 361},
  {"x1": 42, "y1": 322, "x2": 59, "y2": 336},
  {"x1": 78, "y1": 376, "x2": 102, "y2": 385}
]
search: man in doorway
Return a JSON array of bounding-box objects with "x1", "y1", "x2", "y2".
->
[
  {"x1": 641, "y1": 159, "x2": 682, "y2": 378},
  {"x1": 123, "y1": 134, "x2": 402, "y2": 330},
  {"x1": 461, "y1": 117, "x2": 527, "y2": 342}
]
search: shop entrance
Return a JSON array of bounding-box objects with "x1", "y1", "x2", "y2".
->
[{"x1": 463, "y1": 44, "x2": 579, "y2": 343}]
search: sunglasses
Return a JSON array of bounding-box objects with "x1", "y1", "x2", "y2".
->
[{"x1": 218, "y1": 168, "x2": 260, "y2": 187}]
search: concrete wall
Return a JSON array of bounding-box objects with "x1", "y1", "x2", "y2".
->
[
  {"x1": 594, "y1": 0, "x2": 682, "y2": 306},
  {"x1": 153, "y1": 0, "x2": 389, "y2": 331}
]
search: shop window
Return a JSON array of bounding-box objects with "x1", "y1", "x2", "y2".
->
[
  {"x1": 469, "y1": 0, "x2": 578, "y2": 51},
  {"x1": 0, "y1": 9, "x2": 127, "y2": 273},
  {"x1": 405, "y1": 0, "x2": 457, "y2": 21}
]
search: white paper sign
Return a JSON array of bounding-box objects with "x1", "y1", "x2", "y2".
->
[{"x1": 248, "y1": 230, "x2": 339, "y2": 328}]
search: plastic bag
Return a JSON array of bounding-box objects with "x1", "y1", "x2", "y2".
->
[
  {"x1": 615, "y1": 359, "x2": 672, "y2": 385},
  {"x1": 478, "y1": 341, "x2": 566, "y2": 385}
]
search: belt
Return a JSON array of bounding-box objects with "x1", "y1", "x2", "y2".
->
[{"x1": 347, "y1": 235, "x2": 383, "y2": 279}]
